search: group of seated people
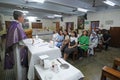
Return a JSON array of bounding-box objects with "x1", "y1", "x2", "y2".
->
[{"x1": 52, "y1": 29, "x2": 111, "y2": 60}]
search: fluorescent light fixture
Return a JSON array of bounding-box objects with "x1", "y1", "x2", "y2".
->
[
  {"x1": 22, "y1": 11, "x2": 29, "y2": 14},
  {"x1": 47, "y1": 16, "x2": 55, "y2": 18},
  {"x1": 77, "y1": 8, "x2": 88, "y2": 12},
  {"x1": 54, "y1": 14, "x2": 62, "y2": 17},
  {"x1": 31, "y1": 0, "x2": 45, "y2": 3},
  {"x1": 15, "y1": 10, "x2": 29, "y2": 15},
  {"x1": 22, "y1": 11, "x2": 29, "y2": 15},
  {"x1": 15, "y1": 10, "x2": 29, "y2": 14},
  {"x1": 26, "y1": 16, "x2": 37, "y2": 22},
  {"x1": 103, "y1": 0, "x2": 116, "y2": 6}
]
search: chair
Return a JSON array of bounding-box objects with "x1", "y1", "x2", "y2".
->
[
  {"x1": 73, "y1": 49, "x2": 78, "y2": 61},
  {"x1": 101, "y1": 66, "x2": 120, "y2": 80},
  {"x1": 113, "y1": 58, "x2": 120, "y2": 70},
  {"x1": 24, "y1": 29, "x2": 33, "y2": 38}
]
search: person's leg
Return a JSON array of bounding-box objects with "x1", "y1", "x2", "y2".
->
[
  {"x1": 61, "y1": 44, "x2": 68, "y2": 57},
  {"x1": 88, "y1": 45, "x2": 94, "y2": 55},
  {"x1": 63, "y1": 53, "x2": 69, "y2": 60},
  {"x1": 105, "y1": 43, "x2": 109, "y2": 50},
  {"x1": 78, "y1": 47, "x2": 84, "y2": 58}
]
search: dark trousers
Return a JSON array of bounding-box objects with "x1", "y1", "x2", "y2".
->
[
  {"x1": 61, "y1": 44, "x2": 68, "y2": 57},
  {"x1": 103, "y1": 42, "x2": 109, "y2": 50},
  {"x1": 78, "y1": 47, "x2": 85, "y2": 57}
]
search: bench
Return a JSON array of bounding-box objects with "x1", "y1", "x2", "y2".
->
[
  {"x1": 101, "y1": 66, "x2": 120, "y2": 80},
  {"x1": 113, "y1": 58, "x2": 120, "y2": 70}
]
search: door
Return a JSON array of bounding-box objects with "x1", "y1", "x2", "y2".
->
[
  {"x1": 5, "y1": 21, "x2": 12, "y2": 30},
  {"x1": 56, "y1": 22, "x2": 60, "y2": 32},
  {"x1": 66, "y1": 22, "x2": 74, "y2": 32},
  {"x1": 91, "y1": 21, "x2": 99, "y2": 31},
  {"x1": 109, "y1": 27, "x2": 120, "y2": 47}
]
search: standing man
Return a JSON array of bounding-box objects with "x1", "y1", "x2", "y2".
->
[
  {"x1": 4, "y1": 11, "x2": 28, "y2": 80},
  {"x1": 102, "y1": 30, "x2": 111, "y2": 50}
]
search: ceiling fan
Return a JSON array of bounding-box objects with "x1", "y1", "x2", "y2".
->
[
  {"x1": 92, "y1": 0, "x2": 96, "y2": 7},
  {"x1": 67, "y1": 8, "x2": 78, "y2": 13}
]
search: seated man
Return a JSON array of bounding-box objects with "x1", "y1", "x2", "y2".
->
[{"x1": 88, "y1": 32, "x2": 98, "y2": 56}]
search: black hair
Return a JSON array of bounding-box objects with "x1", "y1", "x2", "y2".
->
[
  {"x1": 72, "y1": 31, "x2": 77, "y2": 37},
  {"x1": 64, "y1": 29, "x2": 68, "y2": 35},
  {"x1": 81, "y1": 30, "x2": 88, "y2": 36},
  {"x1": 13, "y1": 11, "x2": 23, "y2": 20}
]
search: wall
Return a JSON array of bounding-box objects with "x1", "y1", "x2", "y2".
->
[
  {"x1": 53, "y1": 9, "x2": 120, "y2": 31},
  {"x1": 0, "y1": 15, "x2": 53, "y2": 31},
  {"x1": 0, "y1": 13, "x2": 6, "y2": 35},
  {"x1": 85, "y1": 9, "x2": 120, "y2": 30},
  {"x1": 1, "y1": 9, "x2": 120, "y2": 34},
  {"x1": 52, "y1": 15, "x2": 78, "y2": 30}
]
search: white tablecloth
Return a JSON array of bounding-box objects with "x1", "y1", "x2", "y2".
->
[
  {"x1": 35, "y1": 58, "x2": 84, "y2": 80},
  {"x1": 23, "y1": 38, "x2": 62, "y2": 80}
]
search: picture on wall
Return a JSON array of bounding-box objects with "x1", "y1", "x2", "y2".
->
[
  {"x1": 77, "y1": 16, "x2": 84, "y2": 29},
  {"x1": 23, "y1": 22, "x2": 29, "y2": 29},
  {"x1": 23, "y1": 19, "x2": 29, "y2": 29}
]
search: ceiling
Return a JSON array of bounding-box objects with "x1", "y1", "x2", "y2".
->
[{"x1": 0, "y1": 0, "x2": 120, "y2": 19}]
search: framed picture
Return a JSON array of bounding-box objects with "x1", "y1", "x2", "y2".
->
[
  {"x1": 77, "y1": 16, "x2": 84, "y2": 29},
  {"x1": 23, "y1": 22, "x2": 29, "y2": 29},
  {"x1": 23, "y1": 19, "x2": 29, "y2": 29}
]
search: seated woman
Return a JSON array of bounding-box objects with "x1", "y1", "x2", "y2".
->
[
  {"x1": 55, "y1": 30, "x2": 64, "y2": 48},
  {"x1": 63, "y1": 31, "x2": 78, "y2": 60},
  {"x1": 61, "y1": 30, "x2": 70, "y2": 57},
  {"x1": 52, "y1": 30, "x2": 58, "y2": 41},
  {"x1": 88, "y1": 31, "x2": 98, "y2": 56},
  {"x1": 78, "y1": 30, "x2": 89, "y2": 58},
  {"x1": 97, "y1": 30, "x2": 103, "y2": 50}
]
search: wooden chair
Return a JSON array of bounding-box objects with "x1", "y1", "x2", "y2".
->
[
  {"x1": 73, "y1": 49, "x2": 78, "y2": 61},
  {"x1": 24, "y1": 29, "x2": 33, "y2": 38},
  {"x1": 101, "y1": 66, "x2": 120, "y2": 80},
  {"x1": 113, "y1": 58, "x2": 120, "y2": 70}
]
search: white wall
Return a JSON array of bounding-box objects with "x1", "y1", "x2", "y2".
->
[
  {"x1": 1, "y1": 15, "x2": 53, "y2": 30},
  {"x1": 0, "y1": 13, "x2": 7, "y2": 34},
  {"x1": 85, "y1": 9, "x2": 120, "y2": 30},
  {"x1": 54, "y1": 9, "x2": 120, "y2": 31},
  {"x1": 52, "y1": 15, "x2": 78, "y2": 30},
  {"x1": 41, "y1": 19, "x2": 53, "y2": 28},
  {"x1": 2, "y1": 9, "x2": 120, "y2": 34}
]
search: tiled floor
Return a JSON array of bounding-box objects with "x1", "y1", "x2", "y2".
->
[
  {"x1": 0, "y1": 38, "x2": 120, "y2": 80},
  {"x1": 68, "y1": 47, "x2": 120, "y2": 80}
]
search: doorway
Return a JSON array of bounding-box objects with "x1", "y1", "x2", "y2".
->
[{"x1": 91, "y1": 21, "x2": 99, "y2": 31}]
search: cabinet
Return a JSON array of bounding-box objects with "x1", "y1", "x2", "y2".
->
[
  {"x1": 32, "y1": 22, "x2": 42, "y2": 29},
  {"x1": 109, "y1": 27, "x2": 120, "y2": 47}
]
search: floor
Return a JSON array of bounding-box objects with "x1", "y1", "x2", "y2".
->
[
  {"x1": 0, "y1": 37, "x2": 120, "y2": 80},
  {"x1": 68, "y1": 47, "x2": 120, "y2": 80}
]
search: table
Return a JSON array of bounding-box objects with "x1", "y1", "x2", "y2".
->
[
  {"x1": 23, "y1": 38, "x2": 62, "y2": 80},
  {"x1": 34, "y1": 58, "x2": 84, "y2": 80}
]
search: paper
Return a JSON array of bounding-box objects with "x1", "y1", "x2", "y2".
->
[{"x1": 39, "y1": 55, "x2": 49, "y2": 60}]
